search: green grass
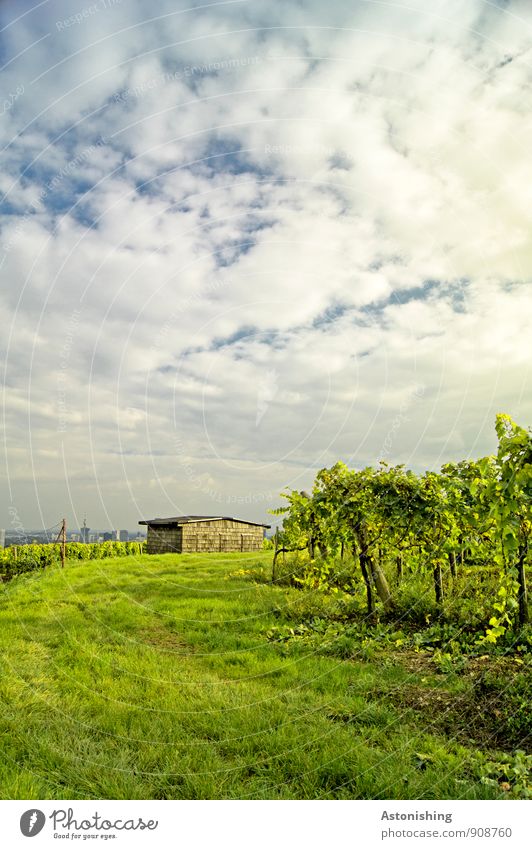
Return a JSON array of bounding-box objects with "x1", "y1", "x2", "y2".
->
[{"x1": 0, "y1": 552, "x2": 509, "y2": 799}]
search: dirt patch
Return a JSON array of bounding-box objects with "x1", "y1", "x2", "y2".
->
[
  {"x1": 390, "y1": 649, "x2": 436, "y2": 674},
  {"x1": 462, "y1": 655, "x2": 528, "y2": 678},
  {"x1": 137, "y1": 625, "x2": 193, "y2": 653},
  {"x1": 377, "y1": 667, "x2": 531, "y2": 754},
  {"x1": 392, "y1": 649, "x2": 528, "y2": 680}
]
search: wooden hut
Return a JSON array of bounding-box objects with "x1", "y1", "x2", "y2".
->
[{"x1": 138, "y1": 515, "x2": 270, "y2": 554}]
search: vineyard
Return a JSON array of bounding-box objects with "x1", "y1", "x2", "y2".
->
[
  {"x1": 0, "y1": 413, "x2": 530, "y2": 799},
  {"x1": 0, "y1": 540, "x2": 145, "y2": 580},
  {"x1": 270, "y1": 414, "x2": 531, "y2": 648}
]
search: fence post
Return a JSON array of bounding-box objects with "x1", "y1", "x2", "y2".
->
[
  {"x1": 272, "y1": 530, "x2": 279, "y2": 583},
  {"x1": 61, "y1": 518, "x2": 66, "y2": 568}
]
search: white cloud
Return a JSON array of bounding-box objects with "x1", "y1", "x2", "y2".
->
[{"x1": 1, "y1": 0, "x2": 532, "y2": 529}]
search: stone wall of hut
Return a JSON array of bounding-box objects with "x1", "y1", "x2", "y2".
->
[
  {"x1": 146, "y1": 519, "x2": 264, "y2": 554},
  {"x1": 181, "y1": 519, "x2": 264, "y2": 553},
  {"x1": 146, "y1": 524, "x2": 183, "y2": 554}
]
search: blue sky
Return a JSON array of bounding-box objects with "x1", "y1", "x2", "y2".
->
[{"x1": 1, "y1": 0, "x2": 532, "y2": 530}]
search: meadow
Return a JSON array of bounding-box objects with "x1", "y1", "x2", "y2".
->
[{"x1": 0, "y1": 551, "x2": 529, "y2": 800}]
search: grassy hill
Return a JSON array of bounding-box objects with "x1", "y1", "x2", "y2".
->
[{"x1": 0, "y1": 552, "x2": 525, "y2": 799}]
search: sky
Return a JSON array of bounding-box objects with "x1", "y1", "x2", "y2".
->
[{"x1": 1, "y1": 0, "x2": 531, "y2": 532}]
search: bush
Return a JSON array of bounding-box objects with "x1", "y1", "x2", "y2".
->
[
  {"x1": 0, "y1": 540, "x2": 145, "y2": 580},
  {"x1": 272, "y1": 550, "x2": 311, "y2": 587},
  {"x1": 393, "y1": 575, "x2": 440, "y2": 625}
]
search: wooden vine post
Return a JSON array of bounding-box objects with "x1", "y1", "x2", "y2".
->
[
  {"x1": 272, "y1": 529, "x2": 279, "y2": 583},
  {"x1": 60, "y1": 518, "x2": 66, "y2": 567}
]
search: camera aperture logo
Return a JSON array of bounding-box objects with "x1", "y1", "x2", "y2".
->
[
  {"x1": 256, "y1": 368, "x2": 279, "y2": 426},
  {"x1": 20, "y1": 810, "x2": 46, "y2": 837}
]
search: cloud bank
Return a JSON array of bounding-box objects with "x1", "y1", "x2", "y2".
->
[{"x1": 1, "y1": 0, "x2": 531, "y2": 529}]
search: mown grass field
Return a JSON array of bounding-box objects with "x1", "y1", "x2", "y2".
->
[{"x1": 0, "y1": 552, "x2": 523, "y2": 799}]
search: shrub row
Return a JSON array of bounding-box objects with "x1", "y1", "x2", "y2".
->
[{"x1": 0, "y1": 540, "x2": 145, "y2": 580}]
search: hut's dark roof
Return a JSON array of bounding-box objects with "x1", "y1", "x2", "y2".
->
[{"x1": 139, "y1": 515, "x2": 270, "y2": 528}]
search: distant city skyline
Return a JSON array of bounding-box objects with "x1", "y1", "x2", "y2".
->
[{"x1": 0, "y1": 523, "x2": 146, "y2": 547}]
